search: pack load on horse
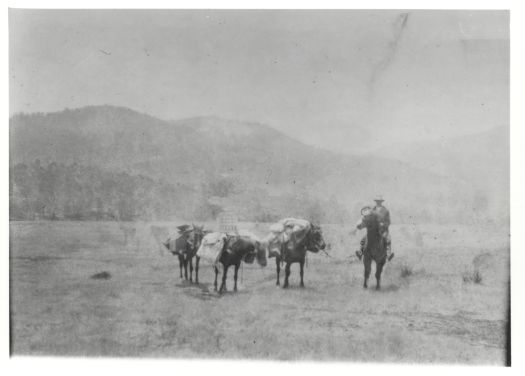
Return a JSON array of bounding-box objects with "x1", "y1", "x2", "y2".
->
[
  {"x1": 355, "y1": 195, "x2": 393, "y2": 262},
  {"x1": 196, "y1": 232, "x2": 228, "y2": 269},
  {"x1": 265, "y1": 218, "x2": 326, "y2": 288},
  {"x1": 163, "y1": 224, "x2": 206, "y2": 283},
  {"x1": 266, "y1": 218, "x2": 312, "y2": 259}
]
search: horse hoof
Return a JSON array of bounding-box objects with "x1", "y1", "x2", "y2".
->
[
  {"x1": 363, "y1": 285, "x2": 368, "y2": 289},
  {"x1": 300, "y1": 283, "x2": 305, "y2": 288},
  {"x1": 283, "y1": 284, "x2": 289, "y2": 289}
]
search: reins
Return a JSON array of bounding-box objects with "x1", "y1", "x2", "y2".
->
[{"x1": 320, "y1": 248, "x2": 333, "y2": 258}]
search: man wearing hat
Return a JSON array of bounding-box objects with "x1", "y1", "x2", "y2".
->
[{"x1": 355, "y1": 195, "x2": 394, "y2": 261}]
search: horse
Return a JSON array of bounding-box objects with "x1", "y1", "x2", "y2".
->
[
  {"x1": 268, "y1": 223, "x2": 326, "y2": 288},
  {"x1": 213, "y1": 235, "x2": 267, "y2": 293},
  {"x1": 164, "y1": 224, "x2": 206, "y2": 284},
  {"x1": 357, "y1": 207, "x2": 387, "y2": 290}
]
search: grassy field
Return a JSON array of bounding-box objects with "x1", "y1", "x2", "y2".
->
[{"x1": 10, "y1": 221, "x2": 509, "y2": 364}]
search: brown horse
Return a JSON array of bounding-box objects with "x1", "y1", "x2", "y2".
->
[
  {"x1": 214, "y1": 235, "x2": 267, "y2": 293},
  {"x1": 269, "y1": 223, "x2": 326, "y2": 288},
  {"x1": 164, "y1": 224, "x2": 206, "y2": 284},
  {"x1": 357, "y1": 207, "x2": 387, "y2": 290}
]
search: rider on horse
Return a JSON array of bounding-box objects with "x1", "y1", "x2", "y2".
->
[{"x1": 355, "y1": 195, "x2": 394, "y2": 262}]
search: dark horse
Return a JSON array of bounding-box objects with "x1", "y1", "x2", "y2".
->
[
  {"x1": 357, "y1": 207, "x2": 387, "y2": 290},
  {"x1": 164, "y1": 224, "x2": 206, "y2": 284},
  {"x1": 214, "y1": 235, "x2": 267, "y2": 293},
  {"x1": 269, "y1": 223, "x2": 326, "y2": 288}
]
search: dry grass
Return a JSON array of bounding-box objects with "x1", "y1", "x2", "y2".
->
[{"x1": 9, "y1": 221, "x2": 509, "y2": 363}]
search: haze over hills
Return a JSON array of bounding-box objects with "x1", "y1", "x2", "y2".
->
[
  {"x1": 370, "y1": 126, "x2": 509, "y2": 219},
  {"x1": 371, "y1": 126, "x2": 509, "y2": 188},
  {"x1": 9, "y1": 105, "x2": 508, "y2": 224}
]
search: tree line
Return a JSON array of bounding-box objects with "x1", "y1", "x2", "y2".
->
[{"x1": 9, "y1": 160, "x2": 350, "y2": 223}]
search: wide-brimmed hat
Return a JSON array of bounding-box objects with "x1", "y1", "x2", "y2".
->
[
  {"x1": 374, "y1": 195, "x2": 385, "y2": 202},
  {"x1": 177, "y1": 224, "x2": 191, "y2": 233}
]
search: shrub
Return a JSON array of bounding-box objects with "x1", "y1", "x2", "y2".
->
[
  {"x1": 400, "y1": 264, "x2": 413, "y2": 278},
  {"x1": 462, "y1": 269, "x2": 483, "y2": 284}
]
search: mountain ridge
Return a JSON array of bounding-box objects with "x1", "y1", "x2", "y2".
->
[{"x1": 9, "y1": 105, "x2": 508, "y2": 223}]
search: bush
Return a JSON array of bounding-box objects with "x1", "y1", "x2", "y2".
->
[
  {"x1": 462, "y1": 269, "x2": 483, "y2": 284},
  {"x1": 400, "y1": 264, "x2": 413, "y2": 278}
]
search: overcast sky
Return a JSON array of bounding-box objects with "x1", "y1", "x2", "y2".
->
[{"x1": 9, "y1": 10, "x2": 509, "y2": 153}]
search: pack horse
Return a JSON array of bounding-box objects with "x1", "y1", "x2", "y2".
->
[
  {"x1": 267, "y1": 218, "x2": 326, "y2": 288},
  {"x1": 164, "y1": 224, "x2": 206, "y2": 283},
  {"x1": 197, "y1": 232, "x2": 267, "y2": 293}
]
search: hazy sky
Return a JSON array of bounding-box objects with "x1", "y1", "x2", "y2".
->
[{"x1": 9, "y1": 10, "x2": 509, "y2": 153}]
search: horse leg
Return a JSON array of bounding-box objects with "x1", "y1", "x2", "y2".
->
[
  {"x1": 189, "y1": 256, "x2": 194, "y2": 283},
  {"x1": 214, "y1": 266, "x2": 219, "y2": 291},
  {"x1": 283, "y1": 262, "x2": 291, "y2": 289},
  {"x1": 183, "y1": 256, "x2": 189, "y2": 280},
  {"x1": 219, "y1": 265, "x2": 229, "y2": 293},
  {"x1": 195, "y1": 256, "x2": 200, "y2": 284},
  {"x1": 299, "y1": 260, "x2": 305, "y2": 288},
  {"x1": 233, "y1": 263, "x2": 240, "y2": 292},
  {"x1": 178, "y1": 255, "x2": 184, "y2": 279},
  {"x1": 363, "y1": 255, "x2": 372, "y2": 289},
  {"x1": 276, "y1": 257, "x2": 281, "y2": 286},
  {"x1": 375, "y1": 260, "x2": 385, "y2": 290}
]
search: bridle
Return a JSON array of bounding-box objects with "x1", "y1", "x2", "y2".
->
[{"x1": 307, "y1": 226, "x2": 331, "y2": 258}]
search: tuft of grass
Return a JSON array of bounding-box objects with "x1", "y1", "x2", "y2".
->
[
  {"x1": 472, "y1": 269, "x2": 483, "y2": 284},
  {"x1": 400, "y1": 264, "x2": 413, "y2": 278},
  {"x1": 462, "y1": 269, "x2": 482, "y2": 284},
  {"x1": 91, "y1": 271, "x2": 112, "y2": 280}
]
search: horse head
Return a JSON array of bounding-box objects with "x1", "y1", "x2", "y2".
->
[
  {"x1": 306, "y1": 223, "x2": 326, "y2": 253},
  {"x1": 357, "y1": 206, "x2": 378, "y2": 230}
]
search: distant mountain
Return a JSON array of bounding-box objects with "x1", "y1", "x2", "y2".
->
[
  {"x1": 9, "y1": 105, "x2": 506, "y2": 223},
  {"x1": 371, "y1": 126, "x2": 509, "y2": 219},
  {"x1": 374, "y1": 126, "x2": 509, "y2": 186}
]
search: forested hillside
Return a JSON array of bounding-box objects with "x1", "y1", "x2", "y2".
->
[{"x1": 9, "y1": 106, "x2": 507, "y2": 224}]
